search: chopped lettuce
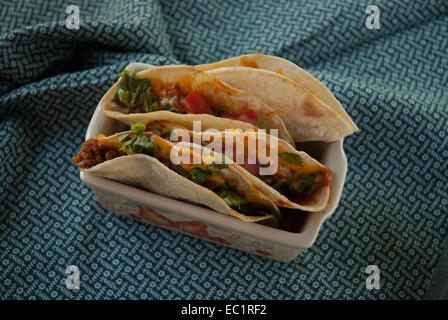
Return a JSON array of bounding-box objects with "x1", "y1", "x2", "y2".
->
[
  {"x1": 131, "y1": 122, "x2": 146, "y2": 135},
  {"x1": 218, "y1": 184, "x2": 268, "y2": 216},
  {"x1": 120, "y1": 137, "x2": 137, "y2": 153},
  {"x1": 114, "y1": 69, "x2": 154, "y2": 111},
  {"x1": 187, "y1": 167, "x2": 212, "y2": 184},
  {"x1": 118, "y1": 133, "x2": 131, "y2": 143},
  {"x1": 262, "y1": 171, "x2": 316, "y2": 199},
  {"x1": 113, "y1": 69, "x2": 187, "y2": 114},
  {"x1": 132, "y1": 134, "x2": 156, "y2": 153},
  {"x1": 119, "y1": 129, "x2": 157, "y2": 155},
  {"x1": 287, "y1": 174, "x2": 315, "y2": 197},
  {"x1": 278, "y1": 152, "x2": 303, "y2": 166},
  {"x1": 218, "y1": 187, "x2": 247, "y2": 209}
]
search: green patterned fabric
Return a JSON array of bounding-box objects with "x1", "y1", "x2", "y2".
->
[{"x1": 1, "y1": 0, "x2": 447, "y2": 300}]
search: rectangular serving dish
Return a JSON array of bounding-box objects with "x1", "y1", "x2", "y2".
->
[{"x1": 80, "y1": 66, "x2": 347, "y2": 262}]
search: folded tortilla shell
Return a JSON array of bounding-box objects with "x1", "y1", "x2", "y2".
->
[
  {"x1": 81, "y1": 132, "x2": 279, "y2": 222},
  {"x1": 100, "y1": 65, "x2": 294, "y2": 145},
  {"x1": 176, "y1": 128, "x2": 332, "y2": 212},
  {"x1": 197, "y1": 53, "x2": 358, "y2": 135}
]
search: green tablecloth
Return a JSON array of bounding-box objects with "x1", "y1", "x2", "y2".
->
[{"x1": 1, "y1": 0, "x2": 447, "y2": 299}]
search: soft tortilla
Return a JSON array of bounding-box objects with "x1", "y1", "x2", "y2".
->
[
  {"x1": 82, "y1": 132, "x2": 279, "y2": 222},
  {"x1": 100, "y1": 65, "x2": 294, "y2": 144},
  {"x1": 176, "y1": 128, "x2": 331, "y2": 212},
  {"x1": 204, "y1": 67, "x2": 356, "y2": 142},
  {"x1": 198, "y1": 53, "x2": 358, "y2": 132}
]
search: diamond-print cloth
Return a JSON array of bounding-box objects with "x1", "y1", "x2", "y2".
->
[{"x1": 1, "y1": 0, "x2": 447, "y2": 300}]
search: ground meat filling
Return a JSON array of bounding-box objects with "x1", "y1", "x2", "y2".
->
[{"x1": 72, "y1": 138, "x2": 123, "y2": 169}]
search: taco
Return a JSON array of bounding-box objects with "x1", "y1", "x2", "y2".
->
[
  {"x1": 100, "y1": 65, "x2": 294, "y2": 144},
  {"x1": 146, "y1": 121, "x2": 333, "y2": 212},
  {"x1": 72, "y1": 123, "x2": 279, "y2": 222},
  {"x1": 198, "y1": 54, "x2": 358, "y2": 142}
]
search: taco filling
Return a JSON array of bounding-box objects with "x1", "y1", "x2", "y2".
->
[
  {"x1": 73, "y1": 123, "x2": 275, "y2": 217},
  {"x1": 258, "y1": 152, "x2": 332, "y2": 204},
  {"x1": 146, "y1": 122, "x2": 332, "y2": 207},
  {"x1": 113, "y1": 70, "x2": 259, "y2": 124}
]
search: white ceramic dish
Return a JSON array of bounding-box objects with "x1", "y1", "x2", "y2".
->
[{"x1": 79, "y1": 64, "x2": 347, "y2": 262}]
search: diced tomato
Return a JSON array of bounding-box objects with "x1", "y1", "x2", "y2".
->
[
  {"x1": 239, "y1": 109, "x2": 258, "y2": 124},
  {"x1": 221, "y1": 108, "x2": 258, "y2": 124},
  {"x1": 183, "y1": 91, "x2": 213, "y2": 114}
]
